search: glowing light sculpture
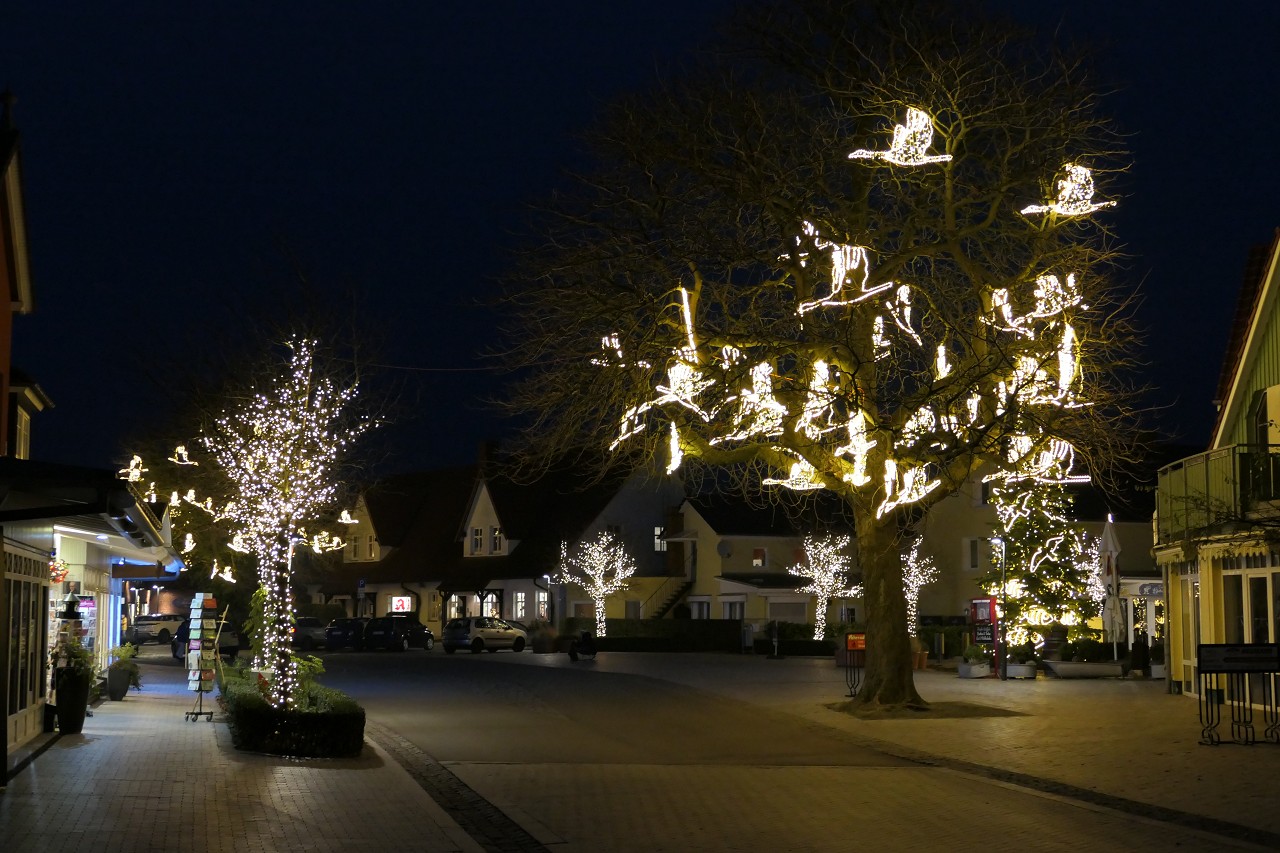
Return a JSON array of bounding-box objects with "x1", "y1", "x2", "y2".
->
[
  {"x1": 1021, "y1": 163, "x2": 1115, "y2": 216},
  {"x1": 848, "y1": 107, "x2": 952, "y2": 166},
  {"x1": 790, "y1": 534, "x2": 860, "y2": 640},
  {"x1": 902, "y1": 538, "x2": 938, "y2": 637},
  {"x1": 556, "y1": 532, "x2": 637, "y2": 637}
]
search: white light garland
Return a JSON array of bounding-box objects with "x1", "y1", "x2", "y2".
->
[
  {"x1": 789, "y1": 534, "x2": 859, "y2": 640},
  {"x1": 902, "y1": 538, "x2": 938, "y2": 637}
]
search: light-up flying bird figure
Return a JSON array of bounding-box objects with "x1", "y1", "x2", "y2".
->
[
  {"x1": 1021, "y1": 163, "x2": 1116, "y2": 216},
  {"x1": 848, "y1": 107, "x2": 952, "y2": 166}
]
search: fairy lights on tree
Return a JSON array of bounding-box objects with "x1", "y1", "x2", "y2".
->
[
  {"x1": 980, "y1": 450, "x2": 1106, "y2": 649},
  {"x1": 126, "y1": 337, "x2": 373, "y2": 709},
  {"x1": 505, "y1": 3, "x2": 1132, "y2": 708},
  {"x1": 556, "y1": 531, "x2": 637, "y2": 637},
  {"x1": 789, "y1": 534, "x2": 860, "y2": 640},
  {"x1": 901, "y1": 539, "x2": 938, "y2": 638}
]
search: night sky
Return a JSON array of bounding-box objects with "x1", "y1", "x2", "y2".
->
[{"x1": 4, "y1": 2, "x2": 1279, "y2": 476}]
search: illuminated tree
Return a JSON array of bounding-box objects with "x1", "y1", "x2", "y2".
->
[
  {"x1": 502, "y1": 0, "x2": 1137, "y2": 708},
  {"x1": 981, "y1": 462, "x2": 1106, "y2": 651},
  {"x1": 129, "y1": 337, "x2": 375, "y2": 708},
  {"x1": 556, "y1": 532, "x2": 637, "y2": 637},
  {"x1": 789, "y1": 534, "x2": 859, "y2": 640},
  {"x1": 901, "y1": 538, "x2": 938, "y2": 639}
]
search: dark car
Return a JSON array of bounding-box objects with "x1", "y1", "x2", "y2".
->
[
  {"x1": 325, "y1": 617, "x2": 369, "y2": 651},
  {"x1": 362, "y1": 615, "x2": 434, "y2": 651}
]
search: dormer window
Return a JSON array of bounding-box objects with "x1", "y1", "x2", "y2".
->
[
  {"x1": 471, "y1": 527, "x2": 484, "y2": 554},
  {"x1": 491, "y1": 526, "x2": 503, "y2": 553}
]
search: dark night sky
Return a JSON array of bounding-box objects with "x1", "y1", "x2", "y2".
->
[{"x1": 4, "y1": 2, "x2": 1280, "y2": 475}]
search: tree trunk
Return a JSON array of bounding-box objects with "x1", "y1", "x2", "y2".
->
[{"x1": 851, "y1": 511, "x2": 926, "y2": 709}]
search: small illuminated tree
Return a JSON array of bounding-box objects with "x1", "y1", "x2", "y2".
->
[
  {"x1": 980, "y1": 454, "x2": 1106, "y2": 649},
  {"x1": 128, "y1": 337, "x2": 375, "y2": 709},
  {"x1": 503, "y1": 1, "x2": 1138, "y2": 708},
  {"x1": 789, "y1": 534, "x2": 859, "y2": 640},
  {"x1": 556, "y1": 532, "x2": 637, "y2": 637},
  {"x1": 901, "y1": 538, "x2": 938, "y2": 638}
]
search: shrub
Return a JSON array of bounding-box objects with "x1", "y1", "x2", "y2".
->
[
  {"x1": 221, "y1": 662, "x2": 365, "y2": 758},
  {"x1": 108, "y1": 643, "x2": 143, "y2": 689}
]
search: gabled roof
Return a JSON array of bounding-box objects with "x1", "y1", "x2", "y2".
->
[
  {"x1": 1212, "y1": 231, "x2": 1280, "y2": 449},
  {"x1": 442, "y1": 463, "x2": 638, "y2": 593},
  {"x1": 363, "y1": 468, "x2": 473, "y2": 548}
]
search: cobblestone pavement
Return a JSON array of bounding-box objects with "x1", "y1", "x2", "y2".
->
[{"x1": 4, "y1": 652, "x2": 1275, "y2": 852}]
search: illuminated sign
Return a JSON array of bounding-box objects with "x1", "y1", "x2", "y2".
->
[{"x1": 389, "y1": 595, "x2": 413, "y2": 613}]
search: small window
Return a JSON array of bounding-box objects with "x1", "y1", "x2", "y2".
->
[
  {"x1": 722, "y1": 600, "x2": 744, "y2": 620},
  {"x1": 690, "y1": 600, "x2": 711, "y2": 619},
  {"x1": 491, "y1": 526, "x2": 503, "y2": 553},
  {"x1": 654, "y1": 526, "x2": 666, "y2": 552},
  {"x1": 471, "y1": 527, "x2": 484, "y2": 554},
  {"x1": 366, "y1": 535, "x2": 376, "y2": 560},
  {"x1": 536, "y1": 590, "x2": 549, "y2": 620},
  {"x1": 513, "y1": 591, "x2": 526, "y2": 619},
  {"x1": 752, "y1": 548, "x2": 766, "y2": 568}
]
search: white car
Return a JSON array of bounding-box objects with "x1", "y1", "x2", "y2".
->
[
  {"x1": 128, "y1": 614, "x2": 186, "y2": 645},
  {"x1": 441, "y1": 617, "x2": 528, "y2": 654}
]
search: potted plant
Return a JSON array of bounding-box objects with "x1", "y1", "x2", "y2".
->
[
  {"x1": 1005, "y1": 642, "x2": 1038, "y2": 679},
  {"x1": 958, "y1": 644, "x2": 991, "y2": 678},
  {"x1": 106, "y1": 642, "x2": 142, "y2": 700},
  {"x1": 911, "y1": 635, "x2": 929, "y2": 670},
  {"x1": 50, "y1": 633, "x2": 96, "y2": 733}
]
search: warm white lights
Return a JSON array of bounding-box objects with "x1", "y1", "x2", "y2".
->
[
  {"x1": 1021, "y1": 163, "x2": 1115, "y2": 216},
  {"x1": 789, "y1": 534, "x2": 858, "y2": 640},
  {"x1": 556, "y1": 531, "x2": 637, "y2": 637},
  {"x1": 848, "y1": 107, "x2": 952, "y2": 166}
]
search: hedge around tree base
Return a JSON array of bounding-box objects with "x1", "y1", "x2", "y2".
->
[{"x1": 223, "y1": 679, "x2": 365, "y2": 758}]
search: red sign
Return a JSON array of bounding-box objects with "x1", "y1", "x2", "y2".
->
[
  {"x1": 846, "y1": 632, "x2": 866, "y2": 651},
  {"x1": 389, "y1": 595, "x2": 413, "y2": 613}
]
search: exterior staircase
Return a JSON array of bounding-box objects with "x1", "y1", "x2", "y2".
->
[{"x1": 649, "y1": 580, "x2": 694, "y2": 620}]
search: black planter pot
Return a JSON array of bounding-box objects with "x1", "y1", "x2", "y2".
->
[
  {"x1": 106, "y1": 667, "x2": 131, "y2": 701},
  {"x1": 54, "y1": 668, "x2": 93, "y2": 734}
]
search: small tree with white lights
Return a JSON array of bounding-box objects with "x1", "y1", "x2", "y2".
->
[
  {"x1": 128, "y1": 337, "x2": 375, "y2": 709},
  {"x1": 901, "y1": 538, "x2": 938, "y2": 639},
  {"x1": 789, "y1": 534, "x2": 859, "y2": 640},
  {"x1": 557, "y1": 532, "x2": 637, "y2": 637}
]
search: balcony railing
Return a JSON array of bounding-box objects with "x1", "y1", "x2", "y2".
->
[{"x1": 1156, "y1": 444, "x2": 1280, "y2": 544}]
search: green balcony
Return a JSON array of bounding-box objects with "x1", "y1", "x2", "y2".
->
[{"x1": 1156, "y1": 445, "x2": 1280, "y2": 544}]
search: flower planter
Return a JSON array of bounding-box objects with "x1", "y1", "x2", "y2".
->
[
  {"x1": 1044, "y1": 659, "x2": 1124, "y2": 679},
  {"x1": 1150, "y1": 664, "x2": 1166, "y2": 679},
  {"x1": 54, "y1": 668, "x2": 93, "y2": 734},
  {"x1": 107, "y1": 668, "x2": 132, "y2": 701},
  {"x1": 1005, "y1": 662, "x2": 1038, "y2": 679},
  {"x1": 957, "y1": 662, "x2": 990, "y2": 678}
]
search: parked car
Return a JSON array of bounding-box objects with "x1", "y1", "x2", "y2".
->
[
  {"x1": 128, "y1": 613, "x2": 187, "y2": 645},
  {"x1": 363, "y1": 615, "x2": 434, "y2": 651},
  {"x1": 442, "y1": 617, "x2": 528, "y2": 654},
  {"x1": 325, "y1": 617, "x2": 369, "y2": 651},
  {"x1": 291, "y1": 616, "x2": 329, "y2": 651},
  {"x1": 170, "y1": 617, "x2": 243, "y2": 662}
]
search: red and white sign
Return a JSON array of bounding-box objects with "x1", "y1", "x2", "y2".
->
[{"x1": 389, "y1": 595, "x2": 413, "y2": 613}]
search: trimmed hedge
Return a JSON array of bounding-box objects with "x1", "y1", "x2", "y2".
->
[
  {"x1": 752, "y1": 638, "x2": 836, "y2": 656},
  {"x1": 564, "y1": 617, "x2": 745, "y2": 652},
  {"x1": 222, "y1": 676, "x2": 365, "y2": 758}
]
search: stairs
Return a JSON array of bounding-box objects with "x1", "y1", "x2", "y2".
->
[{"x1": 650, "y1": 581, "x2": 694, "y2": 620}]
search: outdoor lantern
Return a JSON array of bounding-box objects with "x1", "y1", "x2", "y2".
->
[{"x1": 59, "y1": 590, "x2": 80, "y2": 620}]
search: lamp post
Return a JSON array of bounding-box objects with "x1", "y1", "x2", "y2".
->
[{"x1": 992, "y1": 535, "x2": 1007, "y2": 681}]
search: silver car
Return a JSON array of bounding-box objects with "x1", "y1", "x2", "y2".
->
[{"x1": 441, "y1": 617, "x2": 528, "y2": 654}]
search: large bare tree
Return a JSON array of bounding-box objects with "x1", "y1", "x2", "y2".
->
[{"x1": 500, "y1": 0, "x2": 1139, "y2": 708}]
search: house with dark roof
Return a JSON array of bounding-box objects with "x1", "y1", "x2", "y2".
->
[
  {"x1": 327, "y1": 466, "x2": 478, "y2": 626},
  {"x1": 665, "y1": 494, "x2": 856, "y2": 634},
  {"x1": 446, "y1": 464, "x2": 684, "y2": 628}
]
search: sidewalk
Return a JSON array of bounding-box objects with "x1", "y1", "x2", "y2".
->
[
  {"x1": 0, "y1": 659, "x2": 481, "y2": 853},
  {"x1": 595, "y1": 653, "x2": 1280, "y2": 845}
]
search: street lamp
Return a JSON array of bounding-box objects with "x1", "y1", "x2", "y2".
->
[{"x1": 992, "y1": 535, "x2": 1007, "y2": 681}]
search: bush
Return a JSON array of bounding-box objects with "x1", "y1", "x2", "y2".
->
[
  {"x1": 752, "y1": 638, "x2": 835, "y2": 656},
  {"x1": 221, "y1": 666, "x2": 365, "y2": 758}
]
